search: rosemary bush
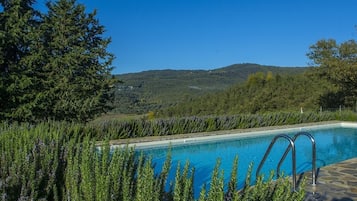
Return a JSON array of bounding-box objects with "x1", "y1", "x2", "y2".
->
[
  {"x1": 90, "y1": 111, "x2": 356, "y2": 140},
  {"x1": 0, "y1": 122, "x2": 306, "y2": 200}
]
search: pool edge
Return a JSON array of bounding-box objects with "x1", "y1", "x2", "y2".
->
[{"x1": 108, "y1": 120, "x2": 356, "y2": 149}]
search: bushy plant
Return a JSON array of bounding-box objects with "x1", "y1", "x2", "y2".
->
[
  {"x1": 0, "y1": 122, "x2": 306, "y2": 200},
  {"x1": 89, "y1": 111, "x2": 354, "y2": 140},
  {"x1": 198, "y1": 158, "x2": 306, "y2": 201}
]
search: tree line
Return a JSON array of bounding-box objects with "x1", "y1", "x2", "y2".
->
[
  {"x1": 112, "y1": 64, "x2": 307, "y2": 115},
  {"x1": 157, "y1": 72, "x2": 331, "y2": 117},
  {"x1": 0, "y1": 0, "x2": 117, "y2": 122},
  {"x1": 158, "y1": 35, "x2": 357, "y2": 118}
]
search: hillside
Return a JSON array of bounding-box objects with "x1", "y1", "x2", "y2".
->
[
  {"x1": 112, "y1": 63, "x2": 308, "y2": 114},
  {"x1": 158, "y1": 71, "x2": 335, "y2": 117}
]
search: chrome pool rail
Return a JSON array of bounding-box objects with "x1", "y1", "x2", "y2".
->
[
  {"x1": 256, "y1": 134, "x2": 297, "y2": 190},
  {"x1": 277, "y1": 132, "x2": 316, "y2": 186},
  {"x1": 256, "y1": 132, "x2": 317, "y2": 191}
]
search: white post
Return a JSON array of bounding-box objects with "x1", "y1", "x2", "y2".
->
[{"x1": 300, "y1": 107, "x2": 303, "y2": 114}]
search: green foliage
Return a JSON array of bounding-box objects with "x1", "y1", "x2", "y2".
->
[
  {"x1": 0, "y1": 121, "x2": 306, "y2": 200},
  {"x1": 241, "y1": 173, "x2": 305, "y2": 201},
  {"x1": 173, "y1": 161, "x2": 194, "y2": 201},
  {"x1": 158, "y1": 71, "x2": 332, "y2": 117},
  {"x1": 112, "y1": 35, "x2": 357, "y2": 117},
  {"x1": 307, "y1": 38, "x2": 357, "y2": 107},
  {"x1": 135, "y1": 156, "x2": 157, "y2": 201},
  {"x1": 226, "y1": 156, "x2": 239, "y2": 200},
  {"x1": 206, "y1": 159, "x2": 224, "y2": 201},
  {"x1": 0, "y1": 0, "x2": 117, "y2": 122},
  {"x1": 89, "y1": 111, "x2": 353, "y2": 140},
  {"x1": 113, "y1": 64, "x2": 307, "y2": 114},
  {"x1": 197, "y1": 158, "x2": 306, "y2": 201},
  {"x1": 0, "y1": 0, "x2": 40, "y2": 121},
  {"x1": 0, "y1": 122, "x2": 169, "y2": 200},
  {"x1": 35, "y1": 0, "x2": 117, "y2": 122},
  {"x1": 0, "y1": 122, "x2": 76, "y2": 200}
]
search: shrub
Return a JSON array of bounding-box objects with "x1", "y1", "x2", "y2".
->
[
  {"x1": 89, "y1": 111, "x2": 355, "y2": 140},
  {"x1": 0, "y1": 122, "x2": 306, "y2": 200}
]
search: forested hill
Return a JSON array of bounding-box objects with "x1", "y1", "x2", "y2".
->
[
  {"x1": 157, "y1": 71, "x2": 335, "y2": 117},
  {"x1": 112, "y1": 63, "x2": 308, "y2": 114}
]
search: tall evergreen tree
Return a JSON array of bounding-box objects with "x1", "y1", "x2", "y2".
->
[
  {"x1": 37, "y1": 0, "x2": 117, "y2": 122},
  {"x1": 0, "y1": 0, "x2": 117, "y2": 122},
  {"x1": 0, "y1": 0, "x2": 40, "y2": 121}
]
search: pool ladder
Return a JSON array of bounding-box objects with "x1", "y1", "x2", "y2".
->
[{"x1": 256, "y1": 132, "x2": 316, "y2": 191}]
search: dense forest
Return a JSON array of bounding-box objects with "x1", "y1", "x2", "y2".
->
[
  {"x1": 114, "y1": 63, "x2": 350, "y2": 118},
  {"x1": 157, "y1": 70, "x2": 336, "y2": 117},
  {"x1": 112, "y1": 64, "x2": 307, "y2": 114}
]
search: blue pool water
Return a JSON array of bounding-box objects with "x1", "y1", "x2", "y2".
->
[{"x1": 136, "y1": 124, "x2": 357, "y2": 196}]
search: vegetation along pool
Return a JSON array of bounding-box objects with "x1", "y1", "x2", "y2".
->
[{"x1": 131, "y1": 122, "x2": 357, "y2": 196}]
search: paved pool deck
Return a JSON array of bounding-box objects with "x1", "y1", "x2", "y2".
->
[{"x1": 303, "y1": 157, "x2": 357, "y2": 201}]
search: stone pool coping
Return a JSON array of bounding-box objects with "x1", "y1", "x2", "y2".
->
[
  {"x1": 303, "y1": 157, "x2": 357, "y2": 201},
  {"x1": 107, "y1": 120, "x2": 356, "y2": 149}
]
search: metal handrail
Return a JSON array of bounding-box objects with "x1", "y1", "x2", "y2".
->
[
  {"x1": 277, "y1": 132, "x2": 316, "y2": 186},
  {"x1": 256, "y1": 134, "x2": 297, "y2": 191}
]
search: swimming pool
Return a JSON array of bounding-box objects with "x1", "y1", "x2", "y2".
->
[{"x1": 128, "y1": 122, "x2": 357, "y2": 196}]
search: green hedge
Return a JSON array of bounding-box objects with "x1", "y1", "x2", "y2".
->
[
  {"x1": 0, "y1": 122, "x2": 305, "y2": 200},
  {"x1": 89, "y1": 111, "x2": 357, "y2": 140}
]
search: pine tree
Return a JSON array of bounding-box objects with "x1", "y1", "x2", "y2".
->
[
  {"x1": 0, "y1": 0, "x2": 40, "y2": 121},
  {"x1": 0, "y1": 0, "x2": 117, "y2": 122},
  {"x1": 38, "y1": 0, "x2": 117, "y2": 122}
]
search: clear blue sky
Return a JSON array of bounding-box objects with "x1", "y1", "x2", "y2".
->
[{"x1": 38, "y1": 0, "x2": 357, "y2": 74}]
